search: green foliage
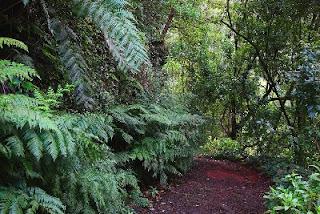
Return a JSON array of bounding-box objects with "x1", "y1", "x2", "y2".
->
[
  {"x1": 0, "y1": 95, "x2": 148, "y2": 213},
  {"x1": 50, "y1": 19, "x2": 94, "y2": 109},
  {"x1": 52, "y1": 150, "x2": 148, "y2": 213},
  {"x1": 167, "y1": 0, "x2": 320, "y2": 168},
  {"x1": 201, "y1": 138, "x2": 242, "y2": 160},
  {"x1": 0, "y1": 38, "x2": 37, "y2": 87},
  {"x1": 74, "y1": 0, "x2": 150, "y2": 73},
  {"x1": 0, "y1": 94, "x2": 76, "y2": 160},
  {"x1": 0, "y1": 0, "x2": 209, "y2": 211},
  {"x1": 246, "y1": 156, "x2": 316, "y2": 185},
  {"x1": 0, "y1": 37, "x2": 28, "y2": 52},
  {"x1": 109, "y1": 101, "x2": 204, "y2": 186},
  {"x1": 0, "y1": 40, "x2": 202, "y2": 212},
  {"x1": 147, "y1": 186, "x2": 159, "y2": 198},
  {"x1": 0, "y1": 37, "x2": 144, "y2": 213},
  {"x1": 0, "y1": 60, "x2": 38, "y2": 84},
  {"x1": 0, "y1": 186, "x2": 65, "y2": 214},
  {"x1": 34, "y1": 85, "x2": 74, "y2": 112},
  {"x1": 264, "y1": 170, "x2": 320, "y2": 214}
]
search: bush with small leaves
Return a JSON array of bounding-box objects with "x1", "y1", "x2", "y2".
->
[{"x1": 264, "y1": 169, "x2": 320, "y2": 214}]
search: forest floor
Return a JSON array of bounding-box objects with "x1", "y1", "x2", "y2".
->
[{"x1": 137, "y1": 157, "x2": 271, "y2": 214}]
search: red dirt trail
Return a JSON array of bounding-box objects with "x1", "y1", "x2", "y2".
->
[{"x1": 138, "y1": 157, "x2": 271, "y2": 214}]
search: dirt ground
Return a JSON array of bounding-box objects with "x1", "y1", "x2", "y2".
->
[{"x1": 137, "y1": 157, "x2": 271, "y2": 214}]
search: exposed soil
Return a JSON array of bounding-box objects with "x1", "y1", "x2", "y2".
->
[{"x1": 138, "y1": 157, "x2": 271, "y2": 214}]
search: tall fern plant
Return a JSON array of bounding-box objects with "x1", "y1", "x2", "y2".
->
[
  {"x1": 0, "y1": 37, "x2": 67, "y2": 213},
  {"x1": 0, "y1": 37, "x2": 148, "y2": 213}
]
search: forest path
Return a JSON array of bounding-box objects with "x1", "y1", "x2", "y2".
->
[{"x1": 138, "y1": 157, "x2": 271, "y2": 214}]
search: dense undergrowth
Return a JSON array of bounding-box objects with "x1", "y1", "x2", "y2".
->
[
  {"x1": 0, "y1": 39, "x2": 204, "y2": 212},
  {"x1": 1, "y1": 0, "x2": 320, "y2": 213},
  {"x1": 0, "y1": 0, "x2": 205, "y2": 212}
]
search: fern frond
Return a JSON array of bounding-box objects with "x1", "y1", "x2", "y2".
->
[
  {"x1": 0, "y1": 37, "x2": 28, "y2": 52},
  {"x1": 28, "y1": 187, "x2": 65, "y2": 214},
  {"x1": 74, "y1": 0, "x2": 151, "y2": 73},
  {"x1": 161, "y1": 130, "x2": 188, "y2": 145},
  {"x1": 0, "y1": 60, "x2": 38, "y2": 83},
  {"x1": 6, "y1": 135, "x2": 25, "y2": 158},
  {"x1": 0, "y1": 95, "x2": 77, "y2": 160},
  {"x1": 110, "y1": 105, "x2": 145, "y2": 134},
  {"x1": 0, "y1": 186, "x2": 65, "y2": 214},
  {"x1": 0, "y1": 94, "x2": 57, "y2": 130},
  {"x1": 50, "y1": 19, "x2": 94, "y2": 109},
  {"x1": 24, "y1": 130, "x2": 44, "y2": 161},
  {"x1": 0, "y1": 144, "x2": 11, "y2": 158}
]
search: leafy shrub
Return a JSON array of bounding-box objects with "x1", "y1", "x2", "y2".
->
[
  {"x1": 201, "y1": 137, "x2": 242, "y2": 160},
  {"x1": 264, "y1": 170, "x2": 320, "y2": 214},
  {"x1": 247, "y1": 156, "x2": 311, "y2": 183}
]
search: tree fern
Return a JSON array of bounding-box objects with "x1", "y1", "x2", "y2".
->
[{"x1": 74, "y1": 0, "x2": 151, "y2": 73}]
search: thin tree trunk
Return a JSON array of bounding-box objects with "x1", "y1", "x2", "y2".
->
[{"x1": 160, "y1": 8, "x2": 175, "y2": 40}]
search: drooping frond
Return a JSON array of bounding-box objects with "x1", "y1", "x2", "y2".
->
[
  {"x1": 0, "y1": 37, "x2": 28, "y2": 52},
  {"x1": 50, "y1": 19, "x2": 94, "y2": 109},
  {"x1": 4, "y1": 135, "x2": 25, "y2": 158},
  {"x1": 74, "y1": 0, "x2": 151, "y2": 73},
  {"x1": 71, "y1": 113, "x2": 114, "y2": 143}
]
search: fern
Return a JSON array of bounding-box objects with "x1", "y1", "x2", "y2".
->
[
  {"x1": 0, "y1": 186, "x2": 65, "y2": 214},
  {"x1": 51, "y1": 148, "x2": 147, "y2": 213},
  {"x1": 0, "y1": 60, "x2": 38, "y2": 83},
  {"x1": 0, "y1": 37, "x2": 28, "y2": 52},
  {"x1": 4, "y1": 135, "x2": 25, "y2": 158},
  {"x1": 34, "y1": 85, "x2": 73, "y2": 112},
  {"x1": 0, "y1": 36, "x2": 203, "y2": 211},
  {"x1": 0, "y1": 94, "x2": 57, "y2": 130},
  {"x1": 116, "y1": 101, "x2": 204, "y2": 186},
  {"x1": 110, "y1": 105, "x2": 145, "y2": 134},
  {"x1": 0, "y1": 94, "x2": 76, "y2": 160},
  {"x1": 74, "y1": 0, "x2": 151, "y2": 73},
  {"x1": 129, "y1": 133, "x2": 188, "y2": 186},
  {"x1": 50, "y1": 19, "x2": 94, "y2": 109}
]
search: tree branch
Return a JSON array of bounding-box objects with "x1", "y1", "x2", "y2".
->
[
  {"x1": 160, "y1": 8, "x2": 175, "y2": 41},
  {"x1": 221, "y1": 19, "x2": 293, "y2": 127}
]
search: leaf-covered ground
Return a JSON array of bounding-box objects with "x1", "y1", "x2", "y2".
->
[{"x1": 138, "y1": 157, "x2": 271, "y2": 214}]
